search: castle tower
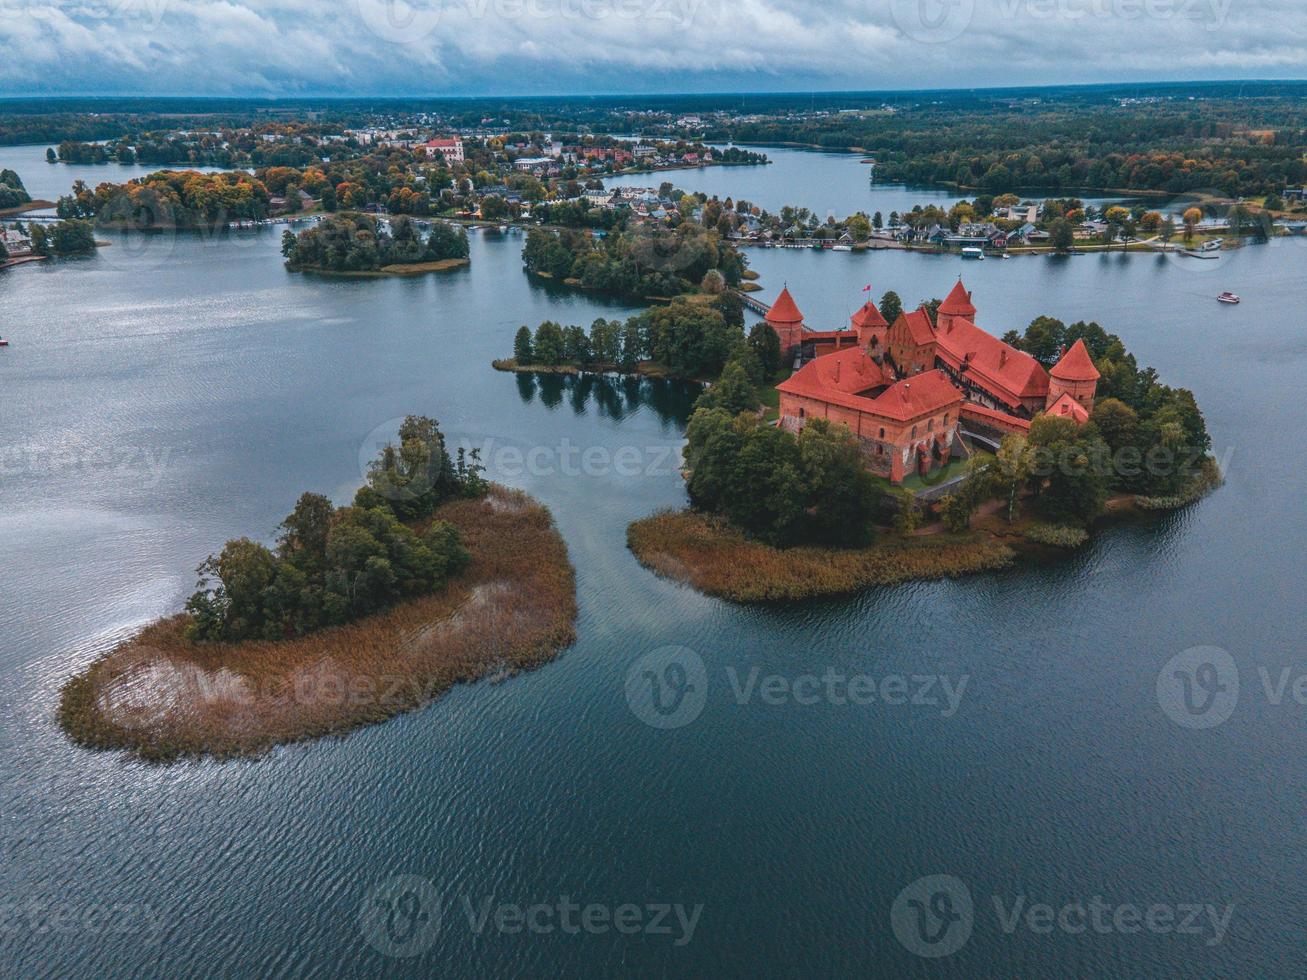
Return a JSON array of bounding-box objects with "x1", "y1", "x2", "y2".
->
[
  {"x1": 765, "y1": 286, "x2": 806, "y2": 352},
  {"x1": 1047, "y1": 339, "x2": 1101, "y2": 411},
  {"x1": 850, "y1": 296, "x2": 889, "y2": 354},
  {"x1": 936, "y1": 278, "x2": 977, "y2": 333}
]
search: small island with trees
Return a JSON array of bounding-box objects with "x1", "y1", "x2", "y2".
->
[
  {"x1": 58, "y1": 416, "x2": 577, "y2": 760},
  {"x1": 282, "y1": 213, "x2": 470, "y2": 276}
]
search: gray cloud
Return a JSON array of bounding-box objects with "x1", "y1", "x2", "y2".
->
[{"x1": 0, "y1": 0, "x2": 1303, "y2": 94}]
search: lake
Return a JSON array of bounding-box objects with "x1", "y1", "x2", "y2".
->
[
  {"x1": 601, "y1": 143, "x2": 1138, "y2": 219},
  {"x1": 1, "y1": 142, "x2": 230, "y2": 214},
  {"x1": 2, "y1": 147, "x2": 1306, "y2": 977}
]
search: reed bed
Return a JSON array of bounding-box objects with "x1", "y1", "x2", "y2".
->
[
  {"x1": 59, "y1": 486, "x2": 576, "y2": 761},
  {"x1": 627, "y1": 509, "x2": 1015, "y2": 603}
]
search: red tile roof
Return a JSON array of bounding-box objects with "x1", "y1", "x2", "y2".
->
[
  {"x1": 896, "y1": 308, "x2": 936, "y2": 346},
  {"x1": 779, "y1": 356, "x2": 961, "y2": 424},
  {"x1": 934, "y1": 317, "x2": 1049, "y2": 407},
  {"x1": 1050, "y1": 339, "x2": 1101, "y2": 382},
  {"x1": 777, "y1": 346, "x2": 888, "y2": 399},
  {"x1": 960, "y1": 403, "x2": 1032, "y2": 432},
  {"x1": 766, "y1": 286, "x2": 804, "y2": 325},
  {"x1": 869, "y1": 370, "x2": 964, "y2": 422},
  {"x1": 938, "y1": 279, "x2": 976, "y2": 317},
  {"x1": 850, "y1": 300, "x2": 888, "y2": 331},
  {"x1": 1046, "y1": 392, "x2": 1091, "y2": 424}
]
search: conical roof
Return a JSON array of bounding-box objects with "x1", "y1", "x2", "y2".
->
[
  {"x1": 938, "y1": 279, "x2": 976, "y2": 317},
  {"x1": 850, "y1": 299, "x2": 888, "y2": 331},
  {"x1": 1050, "y1": 339, "x2": 1101, "y2": 382},
  {"x1": 766, "y1": 286, "x2": 804, "y2": 325}
]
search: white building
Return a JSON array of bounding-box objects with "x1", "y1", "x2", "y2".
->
[
  {"x1": 424, "y1": 138, "x2": 465, "y2": 164},
  {"x1": 2, "y1": 228, "x2": 32, "y2": 256}
]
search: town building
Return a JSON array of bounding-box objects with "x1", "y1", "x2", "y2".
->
[
  {"x1": 423, "y1": 138, "x2": 464, "y2": 164},
  {"x1": 2, "y1": 227, "x2": 33, "y2": 256},
  {"x1": 774, "y1": 279, "x2": 1099, "y2": 483}
]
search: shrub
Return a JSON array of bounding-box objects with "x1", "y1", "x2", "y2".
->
[{"x1": 1023, "y1": 523, "x2": 1089, "y2": 548}]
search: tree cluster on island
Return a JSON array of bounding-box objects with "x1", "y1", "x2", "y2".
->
[
  {"x1": 185, "y1": 416, "x2": 487, "y2": 643},
  {"x1": 56, "y1": 170, "x2": 273, "y2": 228},
  {"x1": 281, "y1": 213, "x2": 469, "y2": 272},
  {"x1": 505, "y1": 293, "x2": 785, "y2": 384},
  {"x1": 521, "y1": 220, "x2": 745, "y2": 300},
  {"x1": 0, "y1": 169, "x2": 32, "y2": 210}
]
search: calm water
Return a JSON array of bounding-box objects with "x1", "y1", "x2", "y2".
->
[
  {"x1": 602, "y1": 143, "x2": 1135, "y2": 218},
  {"x1": 1, "y1": 143, "x2": 228, "y2": 214},
  {"x1": 2, "y1": 148, "x2": 1307, "y2": 977}
]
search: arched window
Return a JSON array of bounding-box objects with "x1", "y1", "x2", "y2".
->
[
  {"x1": 879, "y1": 427, "x2": 885, "y2": 438},
  {"x1": 911, "y1": 425, "x2": 917, "y2": 438},
  {"x1": 944, "y1": 412, "x2": 950, "y2": 424},
  {"x1": 928, "y1": 420, "x2": 934, "y2": 432}
]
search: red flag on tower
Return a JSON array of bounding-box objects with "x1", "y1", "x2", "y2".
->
[{"x1": 862, "y1": 283, "x2": 872, "y2": 292}]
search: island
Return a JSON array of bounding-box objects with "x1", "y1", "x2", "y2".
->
[
  {"x1": 58, "y1": 416, "x2": 577, "y2": 760},
  {"x1": 627, "y1": 280, "x2": 1220, "y2": 602},
  {"x1": 520, "y1": 205, "x2": 746, "y2": 301},
  {"x1": 282, "y1": 212, "x2": 470, "y2": 276}
]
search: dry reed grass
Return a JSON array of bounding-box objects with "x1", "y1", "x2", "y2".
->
[{"x1": 627, "y1": 509, "x2": 1016, "y2": 603}]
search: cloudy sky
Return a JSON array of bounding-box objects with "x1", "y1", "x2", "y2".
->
[{"x1": 0, "y1": 0, "x2": 1303, "y2": 95}]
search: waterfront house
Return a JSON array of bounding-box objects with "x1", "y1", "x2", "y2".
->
[{"x1": 2, "y1": 228, "x2": 33, "y2": 256}]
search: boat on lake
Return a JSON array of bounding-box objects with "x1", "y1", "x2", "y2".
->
[
  {"x1": 1217, "y1": 291, "x2": 1240, "y2": 304},
  {"x1": 961, "y1": 246, "x2": 985, "y2": 260}
]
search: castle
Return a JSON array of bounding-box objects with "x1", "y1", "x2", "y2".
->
[{"x1": 772, "y1": 280, "x2": 1099, "y2": 483}]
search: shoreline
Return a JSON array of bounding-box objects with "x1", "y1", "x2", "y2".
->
[
  {"x1": 287, "y1": 257, "x2": 469, "y2": 277},
  {"x1": 57, "y1": 486, "x2": 577, "y2": 761},
  {"x1": 627, "y1": 467, "x2": 1220, "y2": 603},
  {"x1": 0, "y1": 198, "x2": 55, "y2": 217},
  {"x1": 492, "y1": 357, "x2": 709, "y2": 383}
]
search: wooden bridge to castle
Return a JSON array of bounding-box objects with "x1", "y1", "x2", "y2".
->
[{"x1": 734, "y1": 289, "x2": 771, "y2": 317}]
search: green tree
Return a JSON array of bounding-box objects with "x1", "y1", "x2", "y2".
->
[
  {"x1": 994, "y1": 435, "x2": 1035, "y2": 524},
  {"x1": 533, "y1": 320, "x2": 565, "y2": 365},
  {"x1": 1022, "y1": 316, "x2": 1068, "y2": 366},
  {"x1": 695, "y1": 359, "x2": 757, "y2": 416},
  {"x1": 1049, "y1": 217, "x2": 1075, "y2": 252},
  {"x1": 513, "y1": 325, "x2": 534, "y2": 364},
  {"x1": 747, "y1": 320, "x2": 781, "y2": 378},
  {"x1": 50, "y1": 219, "x2": 96, "y2": 255},
  {"x1": 879, "y1": 290, "x2": 903, "y2": 324}
]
